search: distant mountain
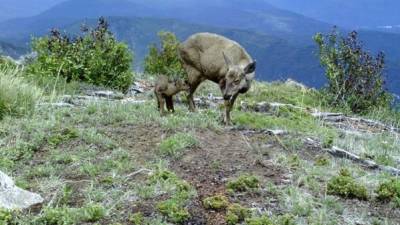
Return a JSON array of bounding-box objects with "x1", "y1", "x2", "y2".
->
[
  {"x1": 263, "y1": 0, "x2": 400, "y2": 29},
  {"x1": 0, "y1": 40, "x2": 26, "y2": 58},
  {"x1": 0, "y1": 0, "x2": 399, "y2": 95},
  {"x1": 0, "y1": 0, "x2": 65, "y2": 22},
  {"x1": 0, "y1": 0, "x2": 331, "y2": 44}
]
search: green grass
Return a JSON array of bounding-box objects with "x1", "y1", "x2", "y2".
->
[
  {"x1": 239, "y1": 81, "x2": 326, "y2": 109},
  {"x1": 0, "y1": 67, "x2": 42, "y2": 119},
  {"x1": 159, "y1": 132, "x2": 198, "y2": 157},
  {"x1": 1, "y1": 78, "x2": 400, "y2": 224}
]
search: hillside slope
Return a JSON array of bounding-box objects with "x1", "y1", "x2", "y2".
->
[
  {"x1": 1, "y1": 73, "x2": 399, "y2": 224},
  {"x1": 0, "y1": 40, "x2": 26, "y2": 58}
]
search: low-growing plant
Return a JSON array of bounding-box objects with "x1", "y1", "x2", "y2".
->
[
  {"x1": 227, "y1": 174, "x2": 260, "y2": 193},
  {"x1": 375, "y1": 178, "x2": 400, "y2": 207},
  {"x1": 27, "y1": 17, "x2": 134, "y2": 92},
  {"x1": 226, "y1": 204, "x2": 251, "y2": 225},
  {"x1": 81, "y1": 203, "x2": 106, "y2": 222},
  {"x1": 0, "y1": 209, "x2": 13, "y2": 225},
  {"x1": 203, "y1": 195, "x2": 229, "y2": 210},
  {"x1": 47, "y1": 127, "x2": 79, "y2": 147},
  {"x1": 314, "y1": 155, "x2": 330, "y2": 166},
  {"x1": 0, "y1": 68, "x2": 42, "y2": 120},
  {"x1": 129, "y1": 212, "x2": 144, "y2": 225},
  {"x1": 327, "y1": 169, "x2": 368, "y2": 200},
  {"x1": 157, "y1": 198, "x2": 190, "y2": 224},
  {"x1": 245, "y1": 215, "x2": 274, "y2": 225},
  {"x1": 159, "y1": 132, "x2": 198, "y2": 157}
]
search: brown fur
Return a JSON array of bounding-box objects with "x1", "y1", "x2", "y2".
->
[
  {"x1": 179, "y1": 32, "x2": 256, "y2": 125},
  {"x1": 154, "y1": 75, "x2": 190, "y2": 115}
]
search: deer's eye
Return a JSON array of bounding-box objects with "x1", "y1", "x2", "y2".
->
[{"x1": 234, "y1": 79, "x2": 241, "y2": 84}]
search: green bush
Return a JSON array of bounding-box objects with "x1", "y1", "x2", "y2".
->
[
  {"x1": 314, "y1": 28, "x2": 391, "y2": 113},
  {"x1": 27, "y1": 17, "x2": 134, "y2": 92},
  {"x1": 144, "y1": 31, "x2": 186, "y2": 78},
  {"x1": 227, "y1": 174, "x2": 260, "y2": 193},
  {"x1": 0, "y1": 209, "x2": 13, "y2": 225},
  {"x1": 203, "y1": 195, "x2": 229, "y2": 210},
  {"x1": 157, "y1": 199, "x2": 190, "y2": 223},
  {"x1": 0, "y1": 68, "x2": 42, "y2": 119},
  {"x1": 327, "y1": 169, "x2": 368, "y2": 200},
  {"x1": 375, "y1": 178, "x2": 400, "y2": 207},
  {"x1": 226, "y1": 204, "x2": 251, "y2": 225}
]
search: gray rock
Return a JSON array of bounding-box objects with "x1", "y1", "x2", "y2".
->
[
  {"x1": 285, "y1": 78, "x2": 308, "y2": 90},
  {"x1": 87, "y1": 91, "x2": 124, "y2": 99},
  {"x1": 0, "y1": 171, "x2": 44, "y2": 210}
]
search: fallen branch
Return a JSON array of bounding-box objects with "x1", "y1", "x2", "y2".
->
[{"x1": 305, "y1": 138, "x2": 400, "y2": 176}]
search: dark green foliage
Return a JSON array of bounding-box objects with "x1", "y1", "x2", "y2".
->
[
  {"x1": 375, "y1": 178, "x2": 400, "y2": 207},
  {"x1": 327, "y1": 169, "x2": 368, "y2": 200},
  {"x1": 27, "y1": 17, "x2": 134, "y2": 92},
  {"x1": 144, "y1": 31, "x2": 186, "y2": 78},
  {"x1": 314, "y1": 28, "x2": 391, "y2": 113},
  {"x1": 227, "y1": 174, "x2": 260, "y2": 193}
]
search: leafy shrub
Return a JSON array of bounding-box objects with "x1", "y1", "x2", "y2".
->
[
  {"x1": 203, "y1": 195, "x2": 229, "y2": 210},
  {"x1": 327, "y1": 169, "x2": 368, "y2": 200},
  {"x1": 0, "y1": 68, "x2": 42, "y2": 120},
  {"x1": 81, "y1": 204, "x2": 106, "y2": 222},
  {"x1": 227, "y1": 174, "x2": 260, "y2": 193},
  {"x1": 27, "y1": 17, "x2": 134, "y2": 92},
  {"x1": 157, "y1": 199, "x2": 190, "y2": 223},
  {"x1": 0, "y1": 209, "x2": 13, "y2": 225},
  {"x1": 245, "y1": 215, "x2": 274, "y2": 225},
  {"x1": 144, "y1": 31, "x2": 186, "y2": 78},
  {"x1": 34, "y1": 204, "x2": 105, "y2": 225},
  {"x1": 226, "y1": 204, "x2": 251, "y2": 225},
  {"x1": 314, "y1": 28, "x2": 391, "y2": 113},
  {"x1": 375, "y1": 178, "x2": 400, "y2": 207}
]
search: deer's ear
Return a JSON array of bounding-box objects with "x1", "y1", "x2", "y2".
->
[
  {"x1": 222, "y1": 52, "x2": 232, "y2": 67},
  {"x1": 244, "y1": 61, "x2": 256, "y2": 74}
]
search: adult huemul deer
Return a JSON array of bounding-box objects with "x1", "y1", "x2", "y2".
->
[{"x1": 179, "y1": 33, "x2": 256, "y2": 125}]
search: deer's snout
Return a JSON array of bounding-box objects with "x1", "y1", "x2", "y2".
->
[{"x1": 223, "y1": 94, "x2": 232, "y2": 100}]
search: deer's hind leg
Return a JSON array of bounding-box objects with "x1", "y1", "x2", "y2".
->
[
  {"x1": 166, "y1": 96, "x2": 174, "y2": 113},
  {"x1": 183, "y1": 64, "x2": 202, "y2": 112}
]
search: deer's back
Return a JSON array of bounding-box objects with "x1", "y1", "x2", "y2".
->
[{"x1": 180, "y1": 33, "x2": 253, "y2": 81}]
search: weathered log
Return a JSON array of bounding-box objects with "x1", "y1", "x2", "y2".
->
[{"x1": 305, "y1": 138, "x2": 400, "y2": 176}]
